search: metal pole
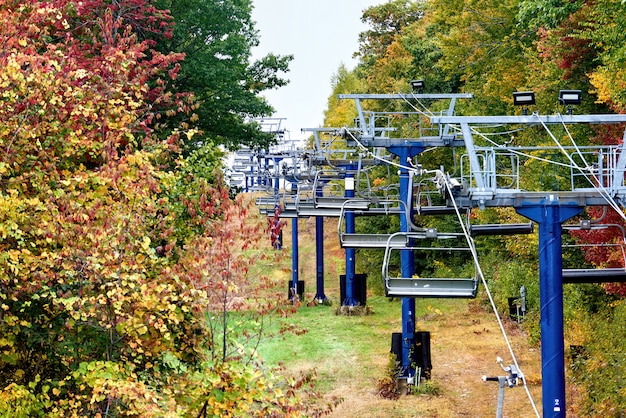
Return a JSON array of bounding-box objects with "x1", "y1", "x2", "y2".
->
[
  {"x1": 483, "y1": 358, "x2": 520, "y2": 417},
  {"x1": 496, "y1": 377, "x2": 505, "y2": 418},
  {"x1": 273, "y1": 158, "x2": 282, "y2": 197},
  {"x1": 291, "y1": 217, "x2": 299, "y2": 302},
  {"x1": 398, "y1": 149, "x2": 415, "y2": 376},
  {"x1": 314, "y1": 214, "x2": 327, "y2": 303},
  {"x1": 384, "y1": 145, "x2": 423, "y2": 378},
  {"x1": 343, "y1": 172, "x2": 358, "y2": 306},
  {"x1": 517, "y1": 197, "x2": 582, "y2": 417}
]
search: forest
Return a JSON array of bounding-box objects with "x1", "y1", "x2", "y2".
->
[{"x1": 0, "y1": 0, "x2": 625, "y2": 416}]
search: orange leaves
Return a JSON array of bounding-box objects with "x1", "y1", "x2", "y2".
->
[{"x1": 368, "y1": 37, "x2": 414, "y2": 91}]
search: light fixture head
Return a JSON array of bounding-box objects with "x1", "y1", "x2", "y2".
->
[
  {"x1": 558, "y1": 89, "x2": 582, "y2": 105},
  {"x1": 512, "y1": 91, "x2": 536, "y2": 106},
  {"x1": 410, "y1": 79, "x2": 425, "y2": 93}
]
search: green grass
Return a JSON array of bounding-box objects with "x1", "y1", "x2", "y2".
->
[{"x1": 255, "y1": 296, "x2": 467, "y2": 392}]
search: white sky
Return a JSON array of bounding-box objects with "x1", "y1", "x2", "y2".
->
[{"x1": 251, "y1": 0, "x2": 383, "y2": 141}]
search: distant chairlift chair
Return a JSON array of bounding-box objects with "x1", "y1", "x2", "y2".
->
[{"x1": 337, "y1": 199, "x2": 407, "y2": 249}]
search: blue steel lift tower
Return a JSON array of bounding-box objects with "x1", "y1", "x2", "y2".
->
[
  {"x1": 431, "y1": 112, "x2": 626, "y2": 417},
  {"x1": 338, "y1": 92, "x2": 474, "y2": 381}
]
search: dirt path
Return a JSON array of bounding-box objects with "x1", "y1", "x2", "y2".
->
[{"x1": 323, "y1": 305, "x2": 543, "y2": 418}]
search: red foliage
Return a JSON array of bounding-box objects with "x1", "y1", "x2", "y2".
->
[
  {"x1": 569, "y1": 207, "x2": 626, "y2": 296},
  {"x1": 535, "y1": 7, "x2": 596, "y2": 81},
  {"x1": 589, "y1": 123, "x2": 626, "y2": 146},
  {"x1": 268, "y1": 205, "x2": 285, "y2": 249},
  {"x1": 0, "y1": 0, "x2": 195, "y2": 199}
]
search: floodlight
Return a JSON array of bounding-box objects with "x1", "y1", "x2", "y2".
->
[
  {"x1": 558, "y1": 90, "x2": 582, "y2": 105},
  {"x1": 513, "y1": 91, "x2": 535, "y2": 115},
  {"x1": 411, "y1": 79, "x2": 425, "y2": 93},
  {"x1": 512, "y1": 91, "x2": 536, "y2": 106}
]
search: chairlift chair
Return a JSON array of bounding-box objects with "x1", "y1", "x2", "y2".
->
[
  {"x1": 309, "y1": 128, "x2": 362, "y2": 167},
  {"x1": 469, "y1": 223, "x2": 534, "y2": 236},
  {"x1": 312, "y1": 169, "x2": 370, "y2": 210},
  {"x1": 381, "y1": 231, "x2": 479, "y2": 298},
  {"x1": 337, "y1": 199, "x2": 407, "y2": 249},
  {"x1": 412, "y1": 178, "x2": 459, "y2": 216},
  {"x1": 466, "y1": 209, "x2": 534, "y2": 237}
]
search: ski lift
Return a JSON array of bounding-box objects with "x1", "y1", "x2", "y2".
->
[
  {"x1": 311, "y1": 169, "x2": 370, "y2": 210},
  {"x1": 354, "y1": 156, "x2": 401, "y2": 201},
  {"x1": 289, "y1": 181, "x2": 315, "y2": 218},
  {"x1": 382, "y1": 231, "x2": 479, "y2": 298},
  {"x1": 308, "y1": 127, "x2": 364, "y2": 168},
  {"x1": 412, "y1": 178, "x2": 458, "y2": 216},
  {"x1": 463, "y1": 206, "x2": 534, "y2": 237},
  {"x1": 470, "y1": 222, "x2": 534, "y2": 236}
]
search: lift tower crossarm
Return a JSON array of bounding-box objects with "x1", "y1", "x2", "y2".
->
[
  {"x1": 338, "y1": 93, "x2": 474, "y2": 100},
  {"x1": 430, "y1": 114, "x2": 626, "y2": 208},
  {"x1": 337, "y1": 93, "x2": 473, "y2": 147},
  {"x1": 428, "y1": 112, "x2": 626, "y2": 417},
  {"x1": 431, "y1": 114, "x2": 626, "y2": 124}
]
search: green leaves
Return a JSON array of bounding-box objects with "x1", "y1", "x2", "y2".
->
[
  {"x1": 581, "y1": 0, "x2": 626, "y2": 111},
  {"x1": 155, "y1": 0, "x2": 292, "y2": 151},
  {"x1": 517, "y1": 0, "x2": 584, "y2": 30},
  {"x1": 0, "y1": 383, "x2": 44, "y2": 418}
]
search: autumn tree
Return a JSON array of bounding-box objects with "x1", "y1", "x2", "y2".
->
[
  {"x1": 356, "y1": 0, "x2": 425, "y2": 70},
  {"x1": 578, "y1": 0, "x2": 626, "y2": 112},
  {"x1": 153, "y1": 0, "x2": 293, "y2": 152},
  {"x1": 0, "y1": 1, "x2": 313, "y2": 415},
  {"x1": 323, "y1": 65, "x2": 365, "y2": 128},
  {"x1": 0, "y1": 0, "x2": 195, "y2": 413}
]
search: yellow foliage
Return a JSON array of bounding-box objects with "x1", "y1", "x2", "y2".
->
[{"x1": 589, "y1": 66, "x2": 626, "y2": 110}]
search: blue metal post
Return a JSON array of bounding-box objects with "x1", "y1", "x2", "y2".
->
[
  {"x1": 343, "y1": 171, "x2": 359, "y2": 306},
  {"x1": 273, "y1": 158, "x2": 282, "y2": 197},
  {"x1": 244, "y1": 156, "x2": 250, "y2": 192},
  {"x1": 263, "y1": 156, "x2": 268, "y2": 187},
  {"x1": 244, "y1": 155, "x2": 251, "y2": 192},
  {"x1": 314, "y1": 214, "x2": 328, "y2": 303},
  {"x1": 398, "y1": 149, "x2": 415, "y2": 377},
  {"x1": 291, "y1": 217, "x2": 299, "y2": 302},
  {"x1": 517, "y1": 197, "x2": 582, "y2": 417},
  {"x1": 256, "y1": 156, "x2": 262, "y2": 189},
  {"x1": 385, "y1": 145, "x2": 424, "y2": 378}
]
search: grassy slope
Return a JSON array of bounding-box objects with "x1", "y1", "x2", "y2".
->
[{"x1": 252, "y1": 213, "x2": 551, "y2": 417}]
